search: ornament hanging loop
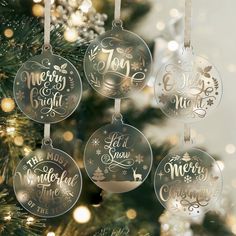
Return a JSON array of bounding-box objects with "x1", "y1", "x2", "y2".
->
[
  {"x1": 112, "y1": 19, "x2": 123, "y2": 29},
  {"x1": 42, "y1": 44, "x2": 52, "y2": 52},
  {"x1": 184, "y1": 0, "x2": 192, "y2": 48},
  {"x1": 113, "y1": 0, "x2": 123, "y2": 29},
  {"x1": 112, "y1": 98, "x2": 123, "y2": 123},
  {"x1": 43, "y1": 123, "x2": 52, "y2": 147}
]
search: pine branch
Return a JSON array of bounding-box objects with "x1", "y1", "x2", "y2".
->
[{"x1": 0, "y1": 189, "x2": 45, "y2": 236}]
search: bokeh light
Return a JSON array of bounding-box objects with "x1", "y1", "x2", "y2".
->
[{"x1": 73, "y1": 206, "x2": 91, "y2": 223}]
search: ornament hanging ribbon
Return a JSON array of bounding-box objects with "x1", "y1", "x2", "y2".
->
[
  {"x1": 183, "y1": 0, "x2": 192, "y2": 144},
  {"x1": 43, "y1": 0, "x2": 51, "y2": 143},
  {"x1": 113, "y1": 0, "x2": 122, "y2": 119},
  {"x1": 184, "y1": 0, "x2": 192, "y2": 48}
]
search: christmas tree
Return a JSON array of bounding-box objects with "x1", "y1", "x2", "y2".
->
[
  {"x1": 92, "y1": 167, "x2": 105, "y2": 181},
  {"x1": 0, "y1": 0, "x2": 233, "y2": 236}
]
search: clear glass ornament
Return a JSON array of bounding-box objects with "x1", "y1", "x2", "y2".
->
[
  {"x1": 14, "y1": 47, "x2": 82, "y2": 123},
  {"x1": 155, "y1": 48, "x2": 222, "y2": 122},
  {"x1": 84, "y1": 20, "x2": 152, "y2": 99},
  {"x1": 154, "y1": 148, "x2": 222, "y2": 217},
  {"x1": 13, "y1": 140, "x2": 82, "y2": 218},
  {"x1": 84, "y1": 116, "x2": 153, "y2": 193}
]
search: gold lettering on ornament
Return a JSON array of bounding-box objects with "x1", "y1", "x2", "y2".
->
[
  {"x1": 159, "y1": 184, "x2": 211, "y2": 202},
  {"x1": 163, "y1": 72, "x2": 205, "y2": 94},
  {"x1": 30, "y1": 89, "x2": 62, "y2": 110},
  {"x1": 22, "y1": 70, "x2": 66, "y2": 91},
  {"x1": 97, "y1": 49, "x2": 130, "y2": 77},
  {"x1": 164, "y1": 161, "x2": 208, "y2": 180},
  {"x1": 26, "y1": 152, "x2": 68, "y2": 168},
  {"x1": 174, "y1": 94, "x2": 205, "y2": 110},
  {"x1": 15, "y1": 167, "x2": 79, "y2": 201}
]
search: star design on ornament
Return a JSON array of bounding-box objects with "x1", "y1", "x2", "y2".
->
[
  {"x1": 207, "y1": 99, "x2": 214, "y2": 106},
  {"x1": 96, "y1": 149, "x2": 101, "y2": 155},
  {"x1": 135, "y1": 154, "x2": 144, "y2": 164},
  {"x1": 104, "y1": 168, "x2": 109, "y2": 174},
  {"x1": 16, "y1": 91, "x2": 25, "y2": 101},
  {"x1": 131, "y1": 62, "x2": 140, "y2": 71},
  {"x1": 157, "y1": 171, "x2": 164, "y2": 179},
  {"x1": 88, "y1": 159, "x2": 94, "y2": 165},
  {"x1": 122, "y1": 170, "x2": 127, "y2": 175},
  {"x1": 91, "y1": 138, "x2": 100, "y2": 146},
  {"x1": 158, "y1": 94, "x2": 168, "y2": 104}
]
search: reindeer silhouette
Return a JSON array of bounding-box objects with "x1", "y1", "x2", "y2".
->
[{"x1": 132, "y1": 168, "x2": 142, "y2": 181}]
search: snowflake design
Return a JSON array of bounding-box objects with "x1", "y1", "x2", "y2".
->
[
  {"x1": 158, "y1": 94, "x2": 168, "y2": 104},
  {"x1": 143, "y1": 165, "x2": 148, "y2": 170},
  {"x1": 135, "y1": 154, "x2": 144, "y2": 164},
  {"x1": 131, "y1": 62, "x2": 140, "y2": 71},
  {"x1": 122, "y1": 170, "x2": 127, "y2": 175},
  {"x1": 116, "y1": 47, "x2": 133, "y2": 59},
  {"x1": 122, "y1": 85, "x2": 131, "y2": 93},
  {"x1": 96, "y1": 149, "x2": 101, "y2": 155},
  {"x1": 16, "y1": 91, "x2": 25, "y2": 101},
  {"x1": 91, "y1": 138, "x2": 100, "y2": 146},
  {"x1": 207, "y1": 99, "x2": 214, "y2": 106},
  {"x1": 184, "y1": 175, "x2": 192, "y2": 183}
]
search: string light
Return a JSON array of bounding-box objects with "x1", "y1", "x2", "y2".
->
[
  {"x1": 156, "y1": 21, "x2": 165, "y2": 31},
  {"x1": 63, "y1": 131, "x2": 74, "y2": 141},
  {"x1": 4, "y1": 28, "x2": 14, "y2": 38},
  {"x1": 167, "y1": 40, "x2": 179, "y2": 51},
  {"x1": 169, "y1": 8, "x2": 181, "y2": 18},
  {"x1": 4, "y1": 214, "x2": 11, "y2": 221},
  {"x1": 70, "y1": 12, "x2": 83, "y2": 26},
  {"x1": 1, "y1": 98, "x2": 15, "y2": 112},
  {"x1": 26, "y1": 216, "x2": 35, "y2": 225},
  {"x1": 80, "y1": 0, "x2": 92, "y2": 13},
  {"x1": 73, "y1": 206, "x2": 91, "y2": 223},
  {"x1": 126, "y1": 209, "x2": 137, "y2": 220},
  {"x1": 47, "y1": 232, "x2": 55, "y2": 236},
  {"x1": 14, "y1": 135, "x2": 24, "y2": 146},
  {"x1": 23, "y1": 146, "x2": 32, "y2": 155},
  {"x1": 32, "y1": 4, "x2": 44, "y2": 17},
  {"x1": 64, "y1": 28, "x2": 78, "y2": 42},
  {"x1": 225, "y1": 144, "x2": 236, "y2": 154},
  {"x1": 6, "y1": 127, "x2": 15, "y2": 134}
]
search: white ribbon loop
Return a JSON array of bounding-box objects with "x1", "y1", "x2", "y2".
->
[
  {"x1": 114, "y1": 0, "x2": 121, "y2": 20},
  {"x1": 44, "y1": 0, "x2": 51, "y2": 47},
  {"x1": 184, "y1": 0, "x2": 192, "y2": 48}
]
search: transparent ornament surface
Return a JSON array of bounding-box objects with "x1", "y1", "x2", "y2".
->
[
  {"x1": 84, "y1": 21, "x2": 152, "y2": 99},
  {"x1": 155, "y1": 50, "x2": 222, "y2": 122},
  {"x1": 13, "y1": 144, "x2": 82, "y2": 218},
  {"x1": 84, "y1": 118, "x2": 153, "y2": 193},
  {"x1": 14, "y1": 50, "x2": 82, "y2": 123},
  {"x1": 154, "y1": 148, "x2": 222, "y2": 217}
]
